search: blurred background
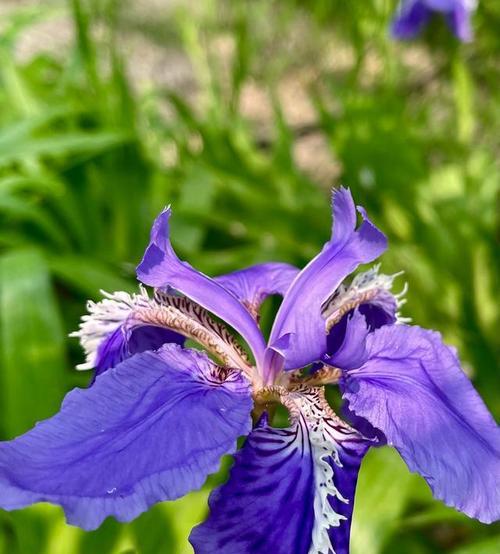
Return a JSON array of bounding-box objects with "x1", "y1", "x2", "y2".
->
[{"x1": 0, "y1": 0, "x2": 498, "y2": 552}]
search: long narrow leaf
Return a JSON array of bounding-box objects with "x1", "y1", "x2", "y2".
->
[{"x1": 0, "y1": 249, "x2": 66, "y2": 438}]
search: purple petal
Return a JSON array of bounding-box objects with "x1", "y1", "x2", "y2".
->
[
  {"x1": 0, "y1": 345, "x2": 252, "y2": 530},
  {"x1": 326, "y1": 313, "x2": 350, "y2": 357},
  {"x1": 358, "y1": 302, "x2": 396, "y2": 329},
  {"x1": 391, "y1": 0, "x2": 432, "y2": 39},
  {"x1": 190, "y1": 388, "x2": 369, "y2": 554},
  {"x1": 341, "y1": 400, "x2": 386, "y2": 444},
  {"x1": 424, "y1": 1, "x2": 468, "y2": 12},
  {"x1": 214, "y1": 262, "x2": 299, "y2": 319},
  {"x1": 327, "y1": 439, "x2": 367, "y2": 554},
  {"x1": 190, "y1": 421, "x2": 316, "y2": 554},
  {"x1": 137, "y1": 208, "x2": 266, "y2": 366},
  {"x1": 269, "y1": 188, "x2": 387, "y2": 371},
  {"x1": 96, "y1": 325, "x2": 183, "y2": 377},
  {"x1": 71, "y1": 289, "x2": 184, "y2": 375},
  {"x1": 326, "y1": 309, "x2": 370, "y2": 370},
  {"x1": 127, "y1": 325, "x2": 182, "y2": 360},
  {"x1": 343, "y1": 325, "x2": 500, "y2": 523},
  {"x1": 446, "y1": 2, "x2": 473, "y2": 41}
]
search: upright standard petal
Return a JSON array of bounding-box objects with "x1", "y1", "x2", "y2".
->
[
  {"x1": 137, "y1": 208, "x2": 266, "y2": 366},
  {"x1": 190, "y1": 388, "x2": 369, "y2": 554},
  {"x1": 391, "y1": 0, "x2": 432, "y2": 39},
  {"x1": 71, "y1": 288, "x2": 183, "y2": 375},
  {"x1": 0, "y1": 345, "x2": 252, "y2": 530},
  {"x1": 214, "y1": 262, "x2": 299, "y2": 320},
  {"x1": 269, "y1": 188, "x2": 387, "y2": 371},
  {"x1": 342, "y1": 325, "x2": 500, "y2": 523}
]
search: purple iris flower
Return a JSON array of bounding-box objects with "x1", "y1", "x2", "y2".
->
[
  {"x1": 0, "y1": 188, "x2": 498, "y2": 553},
  {"x1": 391, "y1": 0, "x2": 477, "y2": 41}
]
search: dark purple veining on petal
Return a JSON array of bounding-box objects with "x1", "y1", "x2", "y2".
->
[
  {"x1": 190, "y1": 419, "x2": 315, "y2": 554},
  {"x1": 327, "y1": 440, "x2": 368, "y2": 554}
]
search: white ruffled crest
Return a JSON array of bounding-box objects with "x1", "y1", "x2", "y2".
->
[
  {"x1": 71, "y1": 287, "x2": 254, "y2": 376},
  {"x1": 70, "y1": 288, "x2": 151, "y2": 370},
  {"x1": 286, "y1": 387, "x2": 368, "y2": 554},
  {"x1": 322, "y1": 263, "x2": 410, "y2": 330}
]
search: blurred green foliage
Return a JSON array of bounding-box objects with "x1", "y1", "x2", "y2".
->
[{"x1": 0, "y1": 0, "x2": 498, "y2": 552}]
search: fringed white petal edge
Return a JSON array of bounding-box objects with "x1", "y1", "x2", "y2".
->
[
  {"x1": 70, "y1": 287, "x2": 254, "y2": 375},
  {"x1": 350, "y1": 264, "x2": 410, "y2": 324},
  {"x1": 287, "y1": 387, "x2": 367, "y2": 554},
  {"x1": 323, "y1": 263, "x2": 410, "y2": 330},
  {"x1": 69, "y1": 287, "x2": 151, "y2": 370}
]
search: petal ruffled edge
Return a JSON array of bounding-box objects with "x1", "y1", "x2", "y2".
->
[
  {"x1": 343, "y1": 324, "x2": 500, "y2": 523},
  {"x1": 0, "y1": 345, "x2": 253, "y2": 530}
]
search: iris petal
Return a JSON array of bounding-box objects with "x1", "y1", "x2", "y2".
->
[
  {"x1": 269, "y1": 187, "x2": 387, "y2": 371},
  {"x1": 391, "y1": 0, "x2": 432, "y2": 39},
  {"x1": 215, "y1": 262, "x2": 299, "y2": 320},
  {"x1": 343, "y1": 324, "x2": 500, "y2": 523},
  {"x1": 137, "y1": 208, "x2": 266, "y2": 366},
  {"x1": 190, "y1": 387, "x2": 369, "y2": 554},
  {"x1": 446, "y1": 2, "x2": 473, "y2": 41},
  {"x1": 0, "y1": 345, "x2": 252, "y2": 530},
  {"x1": 190, "y1": 418, "x2": 315, "y2": 554},
  {"x1": 323, "y1": 265, "x2": 406, "y2": 333},
  {"x1": 326, "y1": 309, "x2": 370, "y2": 370}
]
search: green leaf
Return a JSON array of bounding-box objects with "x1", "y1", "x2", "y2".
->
[
  {"x1": 0, "y1": 107, "x2": 73, "y2": 149},
  {"x1": 49, "y1": 255, "x2": 135, "y2": 298},
  {"x1": 129, "y1": 504, "x2": 177, "y2": 554},
  {"x1": 0, "y1": 132, "x2": 129, "y2": 168},
  {"x1": 351, "y1": 447, "x2": 418, "y2": 554},
  {"x1": 161, "y1": 490, "x2": 210, "y2": 554},
  {"x1": 452, "y1": 57, "x2": 475, "y2": 144},
  {"x1": 401, "y1": 504, "x2": 470, "y2": 529},
  {"x1": 0, "y1": 249, "x2": 66, "y2": 437},
  {"x1": 0, "y1": 195, "x2": 71, "y2": 251},
  {"x1": 8, "y1": 506, "x2": 60, "y2": 554},
  {"x1": 76, "y1": 517, "x2": 123, "y2": 554}
]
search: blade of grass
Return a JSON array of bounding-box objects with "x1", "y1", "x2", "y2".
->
[
  {"x1": 49, "y1": 255, "x2": 135, "y2": 298},
  {"x1": 0, "y1": 131, "x2": 129, "y2": 168}
]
